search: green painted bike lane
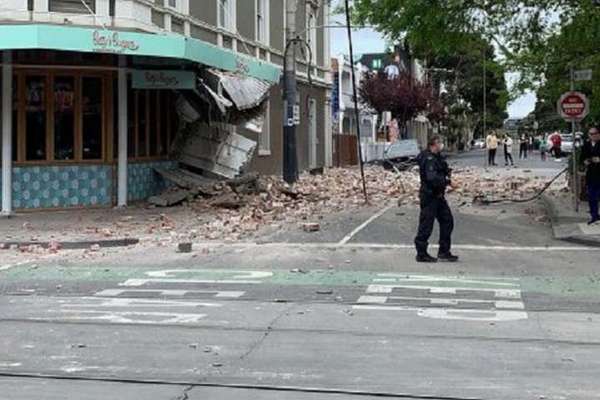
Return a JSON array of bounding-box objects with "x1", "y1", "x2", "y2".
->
[{"x1": 2, "y1": 263, "x2": 600, "y2": 299}]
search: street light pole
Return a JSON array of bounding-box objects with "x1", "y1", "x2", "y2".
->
[{"x1": 283, "y1": 0, "x2": 299, "y2": 184}]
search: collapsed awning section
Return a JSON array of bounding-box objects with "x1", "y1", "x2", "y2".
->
[
  {"x1": 173, "y1": 69, "x2": 275, "y2": 180},
  {"x1": 177, "y1": 69, "x2": 275, "y2": 125},
  {"x1": 206, "y1": 70, "x2": 272, "y2": 111}
]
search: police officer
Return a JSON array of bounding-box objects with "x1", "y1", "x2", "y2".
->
[
  {"x1": 414, "y1": 136, "x2": 459, "y2": 263},
  {"x1": 582, "y1": 127, "x2": 600, "y2": 225}
]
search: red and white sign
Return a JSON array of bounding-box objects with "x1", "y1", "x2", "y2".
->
[{"x1": 557, "y1": 91, "x2": 590, "y2": 121}]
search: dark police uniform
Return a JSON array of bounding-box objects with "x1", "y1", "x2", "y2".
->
[
  {"x1": 581, "y1": 139, "x2": 600, "y2": 222},
  {"x1": 414, "y1": 150, "x2": 454, "y2": 256}
]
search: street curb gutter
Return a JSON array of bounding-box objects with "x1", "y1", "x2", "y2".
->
[
  {"x1": 541, "y1": 194, "x2": 600, "y2": 248},
  {"x1": 0, "y1": 238, "x2": 139, "y2": 250}
]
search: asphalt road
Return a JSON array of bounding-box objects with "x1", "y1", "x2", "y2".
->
[{"x1": 1, "y1": 150, "x2": 599, "y2": 400}]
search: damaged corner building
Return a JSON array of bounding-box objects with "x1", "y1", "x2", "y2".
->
[{"x1": 0, "y1": 0, "x2": 332, "y2": 213}]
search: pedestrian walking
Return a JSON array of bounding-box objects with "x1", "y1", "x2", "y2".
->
[
  {"x1": 503, "y1": 135, "x2": 514, "y2": 166},
  {"x1": 528, "y1": 135, "x2": 534, "y2": 152},
  {"x1": 549, "y1": 132, "x2": 562, "y2": 159},
  {"x1": 486, "y1": 131, "x2": 498, "y2": 166},
  {"x1": 540, "y1": 137, "x2": 547, "y2": 161},
  {"x1": 519, "y1": 134, "x2": 528, "y2": 159},
  {"x1": 414, "y1": 136, "x2": 459, "y2": 263},
  {"x1": 582, "y1": 127, "x2": 600, "y2": 225}
]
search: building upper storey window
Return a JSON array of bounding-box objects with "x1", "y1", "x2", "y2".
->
[
  {"x1": 306, "y1": 6, "x2": 317, "y2": 63},
  {"x1": 256, "y1": 0, "x2": 269, "y2": 45},
  {"x1": 218, "y1": 0, "x2": 236, "y2": 32},
  {"x1": 49, "y1": 0, "x2": 95, "y2": 13}
]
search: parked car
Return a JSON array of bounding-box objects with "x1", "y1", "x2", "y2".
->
[
  {"x1": 560, "y1": 134, "x2": 574, "y2": 154},
  {"x1": 473, "y1": 138, "x2": 486, "y2": 149}
]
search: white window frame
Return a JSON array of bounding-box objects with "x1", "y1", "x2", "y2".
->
[
  {"x1": 255, "y1": 0, "x2": 270, "y2": 45},
  {"x1": 218, "y1": 0, "x2": 236, "y2": 32},
  {"x1": 306, "y1": 6, "x2": 317, "y2": 64},
  {"x1": 258, "y1": 101, "x2": 271, "y2": 156}
]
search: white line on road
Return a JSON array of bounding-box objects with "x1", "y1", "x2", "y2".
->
[
  {"x1": 338, "y1": 204, "x2": 394, "y2": 245},
  {"x1": 95, "y1": 289, "x2": 245, "y2": 298},
  {"x1": 352, "y1": 305, "x2": 528, "y2": 322},
  {"x1": 366, "y1": 284, "x2": 522, "y2": 299},
  {"x1": 189, "y1": 241, "x2": 600, "y2": 252},
  {"x1": 357, "y1": 295, "x2": 525, "y2": 310}
]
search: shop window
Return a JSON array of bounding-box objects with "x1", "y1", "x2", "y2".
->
[
  {"x1": 53, "y1": 76, "x2": 76, "y2": 161},
  {"x1": 25, "y1": 76, "x2": 47, "y2": 161},
  {"x1": 15, "y1": 72, "x2": 107, "y2": 164},
  {"x1": 137, "y1": 91, "x2": 148, "y2": 158},
  {"x1": 159, "y1": 93, "x2": 170, "y2": 156},
  {"x1": 82, "y1": 77, "x2": 103, "y2": 160},
  {"x1": 127, "y1": 83, "x2": 136, "y2": 158},
  {"x1": 126, "y1": 88, "x2": 175, "y2": 160},
  {"x1": 149, "y1": 91, "x2": 159, "y2": 157},
  {"x1": 12, "y1": 76, "x2": 19, "y2": 162}
]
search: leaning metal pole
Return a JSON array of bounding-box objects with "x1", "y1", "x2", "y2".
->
[
  {"x1": 283, "y1": 0, "x2": 299, "y2": 184},
  {"x1": 344, "y1": 0, "x2": 368, "y2": 203}
]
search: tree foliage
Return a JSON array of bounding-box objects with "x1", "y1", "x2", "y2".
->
[{"x1": 359, "y1": 71, "x2": 442, "y2": 128}]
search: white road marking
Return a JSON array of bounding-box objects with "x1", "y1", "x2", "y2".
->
[
  {"x1": 190, "y1": 241, "x2": 600, "y2": 252},
  {"x1": 357, "y1": 295, "x2": 525, "y2": 310},
  {"x1": 95, "y1": 289, "x2": 245, "y2": 298},
  {"x1": 146, "y1": 270, "x2": 273, "y2": 280},
  {"x1": 0, "y1": 260, "x2": 35, "y2": 272},
  {"x1": 355, "y1": 273, "x2": 528, "y2": 322},
  {"x1": 55, "y1": 310, "x2": 208, "y2": 324},
  {"x1": 59, "y1": 297, "x2": 222, "y2": 308},
  {"x1": 352, "y1": 305, "x2": 528, "y2": 322},
  {"x1": 120, "y1": 279, "x2": 263, "y2": 287},
  {"x1": 357, "y1": 295, "x2": 387, "y2": 304},
  {"x1": 120, "y1": 269, "x2": 273, "y2": 287},
  {"x1": 373, "y1": 274, "x2": 520, "y2": 285},
  {"x1": 338, "y1": 205, "x2": 394, "y2": 245},
  {"x1": 366, "y1": 284, "x2": 522, "y2": 299}
]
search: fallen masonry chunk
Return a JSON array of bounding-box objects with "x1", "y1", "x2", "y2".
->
[
  {"x1": 316, "y1": 289, "x2": 333, "y2": 295},
  {"x1": 303, "y1": 222, "x2": 320, "y2": 232},
  {"x1": 178, "y1": 242, "x2": 193, "y2": 253}
]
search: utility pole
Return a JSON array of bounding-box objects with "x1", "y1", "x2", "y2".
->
[
  {"x1": 570, "y1": 65, "x2": 579, "y2": 212},
  {"x1": 283, "y1": 0, "x2": 299, "y2": 184},
  {"x1": 483, "y1": 47, "x2": 487, "y2": 138}
]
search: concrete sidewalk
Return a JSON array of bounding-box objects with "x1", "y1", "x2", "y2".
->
[{"x1": 543, "y1": 193, "x2": 600, "y2": 247}]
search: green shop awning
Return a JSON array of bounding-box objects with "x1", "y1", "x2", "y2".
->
[{"x1": 0, "y1": 24, "x2": 281, "y2": 83}]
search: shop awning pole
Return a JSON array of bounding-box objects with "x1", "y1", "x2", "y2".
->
[
  {"x1": 1, "y1": 51, "x2": 12, "y2": 216},
  {"x1": 117, "y1": 56, "x2": 128, "y2": 207}
]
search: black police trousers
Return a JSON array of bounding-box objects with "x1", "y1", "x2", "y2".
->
[{"x1": 414, "y1": 195, "x2": 454, "y2": 256}]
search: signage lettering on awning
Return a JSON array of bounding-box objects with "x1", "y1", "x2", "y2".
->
[{"x1": 132, "y1": 70, "x2": 196, "y2": 90}]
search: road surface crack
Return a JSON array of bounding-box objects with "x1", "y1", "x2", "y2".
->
[
  {"x1": 172, "y1": 384, "x2": 193, "y2": 400},
  {"x1": 239, "y1": 304, "x2": 296, "y2": 360}
]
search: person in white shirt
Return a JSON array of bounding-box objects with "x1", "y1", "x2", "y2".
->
[
  {"x1": 503, "y1": 135, "x2": 514, "y2": 166},
  {"x1": 486, "y1": 131, "x2": 499, "y2": 166}
]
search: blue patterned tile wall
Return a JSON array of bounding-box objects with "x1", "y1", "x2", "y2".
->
[
  {"x1": 0, "y1": 160, "x2": 177, "y2": 209},
  {"x1": 127, "y1": 161, "x2": 178, "y2": 202},
  {"x1": 0, "y1": 165, "x2": 112, "y2": 209}
]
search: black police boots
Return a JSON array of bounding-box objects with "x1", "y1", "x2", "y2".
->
[
  {"x1": 416, "y1": 253, "x2": 437, "y2": 263},
  {"x1": 438, "y1": 252, "x2": 459, "y2": 262}
]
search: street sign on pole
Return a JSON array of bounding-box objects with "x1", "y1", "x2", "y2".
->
[
  {"x1": 574, "y1": 69, "x2": 593, "y2": 81},
  {"x1": 557, "y1": 91, "x2": 590, "y2": 121}
]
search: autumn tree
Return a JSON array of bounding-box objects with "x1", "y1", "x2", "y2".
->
[{"x1": 359, "y1": 71, "x2": 443, "y2": 137}]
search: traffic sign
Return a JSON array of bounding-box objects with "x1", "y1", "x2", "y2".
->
[
  {"x1": 557, "y1": 91, "x2": 590, "y2": 121},
  {"x1": 574, "y1": 69, "x2": 593, "y2": 81}
]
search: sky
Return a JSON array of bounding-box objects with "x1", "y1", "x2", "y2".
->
[{"x1": 330, "y1": 23, "x2": 537, "y2": 119}]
